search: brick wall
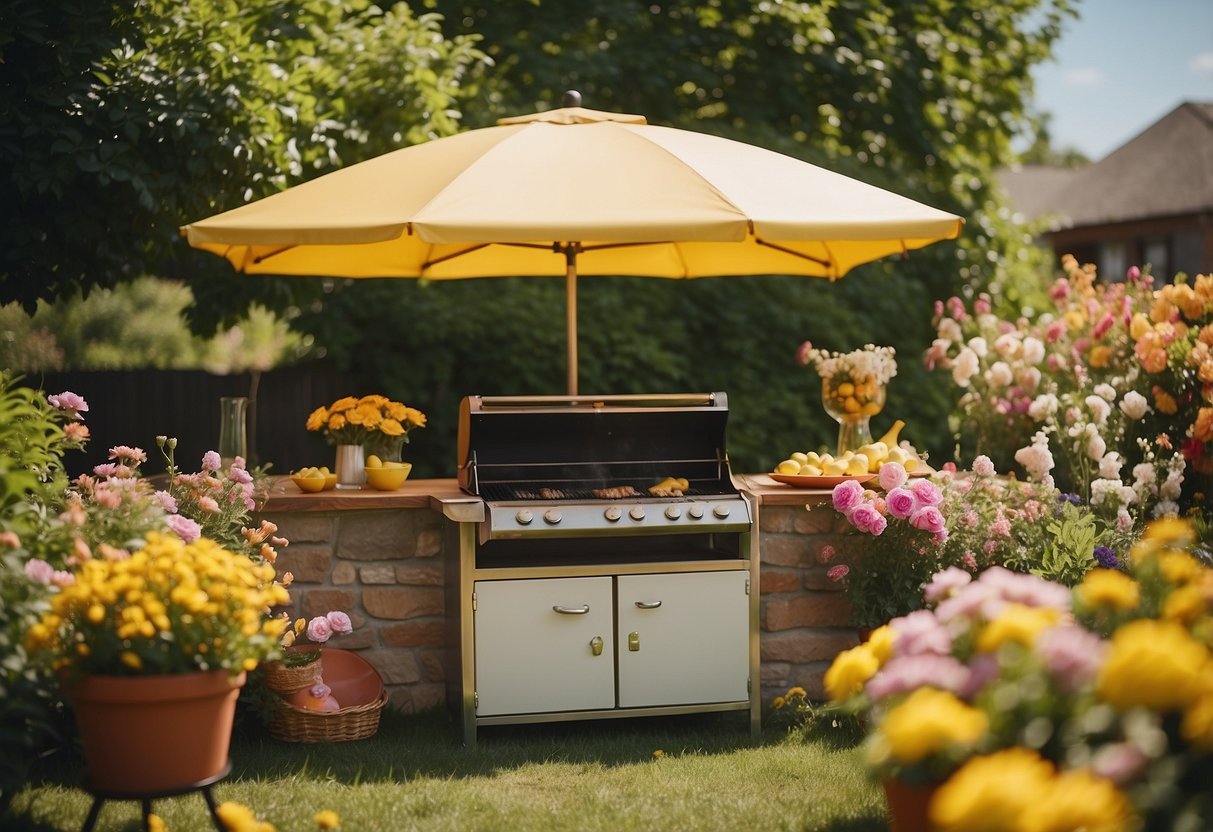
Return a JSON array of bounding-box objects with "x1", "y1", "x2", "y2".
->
[{"x1": 259, "y1": 495, "x2": 861, "y2": 713}]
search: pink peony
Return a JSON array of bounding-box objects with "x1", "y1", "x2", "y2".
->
[
  {"x1": 848, "y1": 502, "x2": 887, "y2": 536},
  {"x1": 909, "y1": 505, "x2": 946, "y2": 534},
  {"x1": 884, "y1": 487, "x2": 919, "y2": 519},
  {"x1": 831, "y1": 479, "x2": 865, "y2": 514},
  {"x1": 25, "y1": 558, "x2": 54, "y2": 585},
  {"x1": 878, "y1": 461, "x2": 908, "y2": 491},
  {"x1": 909, "y1": 478, "x2": 943, "y2": 506},
  {"x1": 326, "y1": 611, "x2": 353, "y2": 634},
  {"x1": 972, "y1": 455, "x2": 996, "y2": 477},
  {"x1": 306, "y1": 615, "x2": 334, "y2": 643}
]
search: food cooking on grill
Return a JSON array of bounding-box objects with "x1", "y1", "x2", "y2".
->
[
  {"x1": 539, "y1": 487, "x2": 567, "y2": 500},
  {"x1": 648, "y1": 476, "x2": 689, "y2": 497},
  {"x1": 591, "y1": 485, "x2": 643, "y2": 499}
]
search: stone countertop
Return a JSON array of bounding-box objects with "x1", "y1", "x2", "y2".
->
[{"x1": 261, "y1": 474, "x2": 828, "y2": 514}]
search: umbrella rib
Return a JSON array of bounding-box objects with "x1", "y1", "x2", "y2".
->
[
  {"x1": 251, "y1": 245, "x2": 298, "y2": 265},
  {"x1": 754, "y1": 238, "x2": 832, "y2": 269}
]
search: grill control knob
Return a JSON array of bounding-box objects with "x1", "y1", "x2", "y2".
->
[
  {"x1": 664, "y1": 505, "x2": 682, "y2": 520},
  {"x1": 604, "y1": 506, "x2": 623, "y2": 522},
  {"x1": 543, "y1": 509, "x2": 562, "y2": 525},
  {"x1": 628, "y1": 506, "x2": 646, "y2": 521},
  {"x1": 515, "y1": 509, "x2": 534, "y2": 525},
  {"x1": 712, "y1": 503, "x2": 731, "y2": 519},
  {"x1": 687, "y1": 504, "x2": 704, "y2": 520}
]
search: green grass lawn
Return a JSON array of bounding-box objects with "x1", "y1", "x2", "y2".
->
[{"x1": 7, "y1": 709, "x2": 888, "y2": 831}]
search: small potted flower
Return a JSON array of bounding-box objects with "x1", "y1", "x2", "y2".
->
[
  {"x1": 264, "y1": 610, "x2": 355, "y2": 695},
  {"x1": 306, "y1": 394, "x2": 426, "y2": 488}
]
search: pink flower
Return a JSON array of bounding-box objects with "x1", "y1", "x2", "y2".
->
[
  {"x1": 866, "y1": 654, "x2": 972, "y2": 700},
  {"x1": 108, "y1": 445, "x2": 146, "y2": 465},
  {"x1": 910, "y1": 505, "x2": 946, "y2": 534},
  {"x1": 153, "y1": 490, "x2": 178, "y2": 513},
  {"x1": 1036, "y1": 625, "x2": 1108, "y2": 692},
  {"x1": 1049, "y1": 278, "x2": 1070, "y2": 301},
  {"x1": 164, "y1": 514, "x2": 201, "y2": 543},
  {"x1": 0, "y1": 531, "x2": 20, "y2": 549},
  {"x1": 306, "y1": 615, "x2": 334, "y2": 643},
  {"x1": 827, "y1": 564, "x2": 850, "y2": 582},
  {"x1": 974, "y1": 295, "x2": 991, "y2": 315},
  {"x1": 878, "y1": 462, "x2": 908, "y2": 491},
  {"x1": 990, "y1": 516, "x2": 1012, "y2": 537},
  {"x1": 885, "y1": 487, "x2": 919, "y2": 520},
  {"x1": 848, "y1": 503, "x2": 887, "y2": 536},
  {"x1": 47, "y1": 391, "x2": 88, "y2": 418},
  {"x1": 817, "y1": 544, "x2": 837, "y2": 564},
  {"x1": 92, "y1": 463, "x2": 120, "y2": 479},
  {"x1": 795, "y1": 341, "x2": 813, "y2": 366},
  {"x1": 831, "y1": 479, "x2": 865, "y2": 514},
  {"x1": 202, "y1": 451, "x2": 222, "y2": 472},
  {"x1": 924, "y1": 566, "x2": 972, "y2": 602},
  {"x1": 972, "y1": 455, "x2": 996, "y2": 477},
  {"x1": 197, "y1": 496, "x2": 221, "y2": 514},
  {"x1": 889, "y1": 609, "x2": 952, "y2": 656},
  {"x1": 909, "y1": 478, "x2": 943, "y2": 506},
  {"x1": 50, "y1": 570, "x2": 75, "y2": 587},
  {"x1": 326, "y1": 611, "x2": 353, "y2": 635},
  {"x1": 25, "y1": 558, "x2": 54, "y2": 585}
]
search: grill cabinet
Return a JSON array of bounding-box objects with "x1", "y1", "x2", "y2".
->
[{"x1": 445, "y1": 394, "x2": 759, "y2": 745}]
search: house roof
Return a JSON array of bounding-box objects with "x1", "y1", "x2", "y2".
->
[
  {"x1": 1050, "y1": 101, "x2": 1213, "y2": 228},
  {"x1": 999, "y1": 165, "x2": 1082, "y2": 223}
]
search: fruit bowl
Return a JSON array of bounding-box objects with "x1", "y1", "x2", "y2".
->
[
  {"x1": 291, "y1": 474, "x2": 328, "y2": 493},
  {"x1": 364, "y1": 463, "x2": 412, "y2": 491}
]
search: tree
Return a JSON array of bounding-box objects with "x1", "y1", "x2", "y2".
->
[{"x1": 0, "y1": 0, "x2": 490, "y2": 317}]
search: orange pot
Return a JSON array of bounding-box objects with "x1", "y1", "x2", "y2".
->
[
  {"x1": 882, "y1": 778, "x2": 939, "y2": 832},
  {"x1": 69, "y1": 670, "x2": 246, "y2": 794}
]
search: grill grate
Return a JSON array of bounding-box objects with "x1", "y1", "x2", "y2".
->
[{"x1": 480, "y1": 484, "x2": 710, "y2": 502}]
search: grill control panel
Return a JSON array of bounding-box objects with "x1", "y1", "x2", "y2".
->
[{"x1": 489, "y1": 497, "x2": 751, "y2": 539}]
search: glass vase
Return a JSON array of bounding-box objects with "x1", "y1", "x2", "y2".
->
[
  {"x1": 217, "y1": 396, "x2": 248, "y2": 466},
  {"x1": 364, "y1": 434, "x2": 406, "y2": 463},
  {"x1": 334, "y1": 444, "x2": 366, "y2": 489},
  {"x1": 821, "y1": 377, "x2": 886, "y2": 455}
]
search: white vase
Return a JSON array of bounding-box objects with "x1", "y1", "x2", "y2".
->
[{"x1": 334, "y1": 444, "x2": 366, "y2": 489}]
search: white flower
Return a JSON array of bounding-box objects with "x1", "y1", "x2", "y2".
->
[
  {"x1": 1021, "y1": 336, "x2": 1045, "y2": 365},
  {"x1": 1131, "y1": 463, "x2": 1156, "y2": 486},
  {"x1": 1093, "y1": 383, "x2": 1117, "y2": 402},
  {"x1": 1119, "y1": 391, "x2": 1149, "y2": 420},
  {"x1": 1153, "y1": 500, "x2": 1180, "y2": 518},
  {"x1": 1017, "y1": 366, "x2": 1042, "y2": 393},
  {"x1": 952, "y1": 348, "x2": 980, "y2": 387},
  {"x1": 1117, "y1": 485, "x2": 1137, "y2": 506},
  {"x1": 1098, "y1": 452, "x2": 1123, "y2": 479},
  {"x1": 1160, "y1": 472, "x2": 1184, "y2": 501},
  {"x1": 1014, "y1": 432, "x2": 1055, "y2": 480},
  {"x1": 1090, "y1": 478, "x2": 1122, "y2": 507},
  {"x1": 985, "y1": 361, "x2": 1013, "y2": 389},
  {"x1": 1117, "y1": 508, "x2": 1135, "y2": 530},
  {"x1": 968, "y1": 336, "x2": 989, "y2": 358},
  {"x1": 1028, "y1": 394, "x2": 1059, "y2": 422},
  {"x1": 1084, "y1": 394, "x2": 1111, "y2": 426},
  {"x1": 937, "y1": 318, "x2": 962, "y2": 343},
  {"x1": 1086, "y1": 432, "x2": 1106, "y2": 461},
  {"x1": 993, "y1": 333, "x2": 1021, "y2": 358}
]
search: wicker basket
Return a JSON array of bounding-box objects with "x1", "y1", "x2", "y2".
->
[
  {"x1": 268, "y1": 690, "x2": 388, "y2": 743},
  {"x1": 263, "y1": 656, "x2": 322, "y2": 694}
]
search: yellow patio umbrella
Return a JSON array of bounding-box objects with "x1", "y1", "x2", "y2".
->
[{"x1": 182, "y1": 93, "x2": 963, "y2": 395}]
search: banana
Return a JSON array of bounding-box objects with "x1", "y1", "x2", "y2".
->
[{"x1": 877, "y1": 419, "x2": 906, "y2": 448}]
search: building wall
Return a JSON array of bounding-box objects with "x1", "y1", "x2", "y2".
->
[{"x1": 259, "y1": 497, "x2": 860, "y2": 715}]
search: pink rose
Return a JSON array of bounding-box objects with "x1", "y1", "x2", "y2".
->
[
  {"x1": 25, "y1": 558, "x2": 54, "y2": 585},
  {"x1": 885, "y1": 487, "x2": 919, "y2": 519},
  {"x1": 910, "y1": 505, "x2": 946, "y2": 534},
  {"x1": 306, "y1": 615, "x2": 334, "y2": 643},
  {"x1": 910, "y1": 478, "x2": 943, "y2": 506},
  {"x1": 827, "y1": 564, "x2": 850, "y2": 582},
  {"x1": 47, "y1": 391, "x2": 88, "y2": 418},
  {"x1": 326, "y1": 611, "x2": 353, "y2": 635},
  {"x1": 832, "y1": 479, "x2": 865, "y2": 514},
  {"x1": 878, "y1": 462, "x2": 908, "y2": 491},
  {"x1": 817, "y1": 544, "x2": 837, "y2": 564},
  {"x1": 848, "y1": 503, "x2": 887, "y2": 536},
  {"x1": 164, "y1": 514, "x2": 201, "y2": 543}
]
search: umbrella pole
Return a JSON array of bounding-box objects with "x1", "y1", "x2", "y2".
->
[{"x1": 565, "y1": 246, "x2": 578, "y2": 396}]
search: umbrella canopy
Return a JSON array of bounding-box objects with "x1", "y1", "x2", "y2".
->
[{"x1": 183, "y1": 94, "x2": 963, "y2": 394}]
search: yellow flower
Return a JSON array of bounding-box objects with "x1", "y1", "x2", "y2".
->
[
  {"x1": 1183, "y1": 690, "x2": 1213, "y2": 751},
  {"x1": 328, "y1": 396, "x2": 358, "y2": 413},
  {"x1": 216, "y1": 801, "x2": 273, "y2": 832},
  {"x1": 1075, "y1": 569, "x2": 1140, "y2": 612},
  {"x1": 787, "y1": 686, "x2": 807, "y2": 699},
  {"x1": 1024, "y1": 768, "x2": 1136, "y2": 832},
  {"x1": 327, "y1": 413, "x2": 347, "y2": 431},
  {"x1": 976, "y1": 604, "x2": 1061, "y2": 653},
  {"x1": 148, "y1": 814, "x2": 169, "y2": 832},
  {"x1": 314, "y1": 809, "x2": 340, "y2": 830},
  {"x1": 823, "y1": 644, "x2": 880, "y2": 702},
  {"x1": 1163, "y1": 584, "x2": 1210, "y2": 624},
  {"x1": 1088, "y1": 344, "x2": 1111, "y2": 368},
  {"x1": 652, "y1": 749, "x2": 665, "y2": 759},
  {"x1": 874, "y1": 688, "x2": 988, "y2": 765},
  {"x1": 1097, "y1": 618, "x2": 1211, "y2": 711},
  {"x1": 930, "y1": 748, "x2": 1058, "y2": 832},
  {"x1": 379, "y1": 418, "x2": 405, "y2": 437},
  {"x1": 772, "y1": 696, "x2": 786, "y2": 709},
  {"x1": 305, "y1": 407, "x2": 329, "y2": 431},
  {"x1": 864, "y1": 624, "x2": 896, "y2": 665},
  {"x1": 1158, "y1": 551, "x2": 1203, "y2": 585}
]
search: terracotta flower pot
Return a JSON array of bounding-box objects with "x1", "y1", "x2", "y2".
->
[
  {"x1": 69, "y1": 670, "x2": 246, "y2": 794},
  {"x1": 882, "y1": 778, "x2": 939, "y2": 832}
]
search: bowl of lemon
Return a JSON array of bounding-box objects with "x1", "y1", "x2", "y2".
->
[
  {"x1": 292, "y1": 466, "x2": 337, "y2": 492},
  {"x1": 364, "y1": 455, "x2": 412, "y2": 491}
]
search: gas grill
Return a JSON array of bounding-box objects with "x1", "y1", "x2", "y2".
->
[
  {"x1": 457, "y1": 393, "x2": 752, "y2": 542},
  {"x1": 445, "y1": 393, "x2": 759, "y2": 746}
]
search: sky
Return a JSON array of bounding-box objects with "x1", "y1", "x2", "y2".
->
[{"x1": 1031, "y1": 0, "x2": 1213, "y2": 160}]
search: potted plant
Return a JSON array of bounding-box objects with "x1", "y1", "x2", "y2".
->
[
  {"x1": 305, "y1": 394, "x2": 426, "y2": 487},
  {"x1": 263, "y1": 609, "x2": 354, "y2": 696}
]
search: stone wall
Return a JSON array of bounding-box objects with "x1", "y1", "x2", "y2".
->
[{"x1": 259, "y1": 495, "x2": 860, "y2": 713}]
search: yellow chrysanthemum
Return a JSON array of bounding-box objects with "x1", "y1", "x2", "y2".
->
[
  {"x1": 1182, "y1": 690, "x2": 1213, "y2": 751},
  {"x1": 327, "y1": 413, "x2": 347, "y2": 431},
  {"x1": 314, "y1": 809, "x2": 340, "y2": 830},
  {"x1": 305, "y1": 407, "x2": 329, "y2": 431},
  {"x1": 1023, "y1": 768, "x2": 1137, "y2": 832},
  {"x1": 930, "y1": 748, "x2": 1058, "y2": 832},
  {"x1": 1075, "y1": 569, "x2": 1141, "y2": 612},
  {"x1": 379, "y1": 418, "x2": 405, "y2": 437},
  {"x1": 1163, "y1": 584, "x2": 1211, "y2": 624},
  {"x1": 328, "y1": 396, "x2": 358, "y2": 413},
  {"x1": 823, "y1": 644, "x2": 880, "y2": 702},
  {"x1": 976, "y1": 604, "x2": 1061, "y2": 653},
  {"x1": 875, "y1": 688, "x2": 988, "y2": 765},
  {"x1": 1097, "y1": 618, "x2": 1211, "y2": 711},
  {"x1": 1158, "y1": 551, "x2": 1203, "y2": 585},
  {"x1": 864, "y1": 624, "x2": 896, "y2": 665}
]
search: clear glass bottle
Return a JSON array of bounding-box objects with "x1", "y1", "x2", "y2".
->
[{"x1": 217, "y1": 396, "x2": 249, "y2": 465}]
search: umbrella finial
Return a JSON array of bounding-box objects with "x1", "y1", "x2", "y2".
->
[{"x1": 561, "y1": 90, "x2": 582, "y2": 108}]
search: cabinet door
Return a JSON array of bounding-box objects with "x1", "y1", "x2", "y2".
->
[
  {"x1": 474, "y1": 577, "x2": 615, "y2": 716},
  {"x1": 617, "y1": 571, "x2": 749, "y2": 708}
]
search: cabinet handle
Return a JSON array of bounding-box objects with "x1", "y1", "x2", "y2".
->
[
  {"x1": 634, "y1": 600, "x2": 663, "y2": 609},
  {"x1": 628, "y1": 631, "x2": 641, "y2": 651},
  {"x1": 589, "y1": 636, "x2": 604, "y2": 656},
  {"x1": 552, "y1": 604, "x2": 590, "y2": 615}
]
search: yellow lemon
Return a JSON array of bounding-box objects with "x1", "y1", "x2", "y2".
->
[
  {"x1": 846, "y1": 456, "x2": 870, "y2": 476},
  {"x1": 776, "y1": 459, "x2": 801, "y2": 475},
  {"x1": 791, "y1": 451, "x2": 808, "y2": 464},
  {"x1": 365, "y1": 454, "x2": 383, "y2": 469},
  {"x1": 798, "y1": 464, "x2": 823, "y2": 476}
]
